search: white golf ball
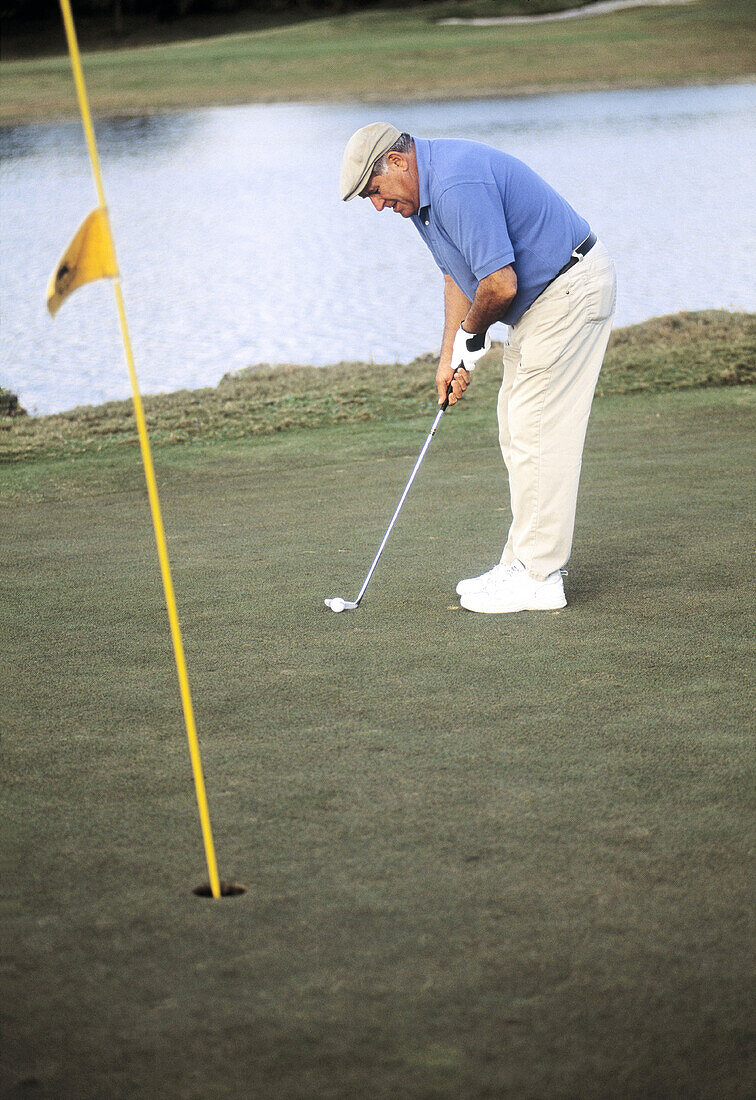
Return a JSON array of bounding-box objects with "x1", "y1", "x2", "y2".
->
[{"x1": 330, "y1": 597, "x2": 346, "y2": 613}]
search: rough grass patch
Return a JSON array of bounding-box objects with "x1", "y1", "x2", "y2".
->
[{"x1": 1, "y1": 310, "x2": 753, "y2": 464}]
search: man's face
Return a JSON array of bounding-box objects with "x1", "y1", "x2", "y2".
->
[{"x1": 362, "y1": 154, "x2": 419, "y2": 218}]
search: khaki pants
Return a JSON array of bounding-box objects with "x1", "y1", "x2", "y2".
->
[{"x1": 497, "y1": 240, "x2": 617, "y2": 581}]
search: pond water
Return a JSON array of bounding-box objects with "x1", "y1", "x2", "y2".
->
[{"x1": 1, "y1": 82, "x2": 753, "y2": 415}]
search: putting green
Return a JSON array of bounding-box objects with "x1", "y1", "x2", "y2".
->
[{"x1": 2, "y1": 387, "x2": 754, "y2": 1096}]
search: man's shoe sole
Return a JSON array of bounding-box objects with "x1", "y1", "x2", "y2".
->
[{"x1": 459, "y1": 593, "x2": 567, "y2": 614}]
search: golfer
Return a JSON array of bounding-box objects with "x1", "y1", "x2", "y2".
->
[{"x1": 340, "y1": 123, "x2": 617, "y2": 614}]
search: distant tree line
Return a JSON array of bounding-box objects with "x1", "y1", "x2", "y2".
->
[{"x1": 2, "y1": 0, "x2": 432, "y2": 27}]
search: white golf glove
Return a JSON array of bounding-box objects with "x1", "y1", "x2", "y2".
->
[{"x1": 451, "y1": 325, "x2": 491, "y2": 373}]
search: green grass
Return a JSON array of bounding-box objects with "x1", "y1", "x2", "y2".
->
[
  {"x1": 1, "y1": 383, "x2": 754, "y2": 1096},
  {"x1": 2, "y1": 310, "x2": 753, "y2": 472},
  {"x1": 1, "y1": 0, "x2": 754, "y2": 123}
]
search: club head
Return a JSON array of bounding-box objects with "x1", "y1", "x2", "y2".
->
[{"x1": 324, "y1": 597, "x2": 359, "y2": 613}]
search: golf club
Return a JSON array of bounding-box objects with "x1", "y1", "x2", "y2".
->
[{"x1": 324, "y1": 363, "x2": 474, "y2": 613}]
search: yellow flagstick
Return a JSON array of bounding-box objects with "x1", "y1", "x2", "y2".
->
[{"x1": 57, "y1": 0, "x2": 222, "y2": 899}]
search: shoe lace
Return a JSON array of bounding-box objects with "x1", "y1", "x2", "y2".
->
[{"x1": 486, "y1": 560, "x2": 523, "y2": 588}]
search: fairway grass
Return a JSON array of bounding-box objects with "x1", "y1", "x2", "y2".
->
[
  {"x1": 1, "y1": 0, "x2": 754, "y2": 123},
  {"x1": 2, "y1": 386, "x2": 754, "y2": 1097}
]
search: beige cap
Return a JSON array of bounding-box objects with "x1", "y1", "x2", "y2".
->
[{"x1": 340, "y1": 122, "x2": 401, "y2": 201}]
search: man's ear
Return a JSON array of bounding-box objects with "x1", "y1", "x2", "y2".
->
[{"x1": 386, "y1": 152, "x2": 408, "y2": 172}]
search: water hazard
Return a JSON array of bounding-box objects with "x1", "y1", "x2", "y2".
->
[{"x1": 1, "y1": 83, "x2": 753, "y2": 414}]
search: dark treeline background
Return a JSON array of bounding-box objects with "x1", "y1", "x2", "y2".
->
[
  {"x1": 0, "y1": 0, "x2": 444, "y2": 55},
  {"x1": 3, "y1": 0, "x2": 433, "y2": 27},
  {"x1": 0, "y1": 0, "x2": 573, "y2": 56}
]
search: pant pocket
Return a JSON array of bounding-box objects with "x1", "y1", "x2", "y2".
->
[
  {"x1": 584, "y1": 253, "x2": 617, "y2": 323},
  {"x1": 514, "y1": 282, "x2": 572, "y2": 374},
  {"x1": 502, "y1": 339, "x2": 520, "y2": 372}
]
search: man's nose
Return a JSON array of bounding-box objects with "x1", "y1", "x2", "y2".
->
[{"x1": 370, "y1": 195, "x2": 385, "y2": 211}]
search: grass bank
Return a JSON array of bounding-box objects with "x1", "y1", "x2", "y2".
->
[
  {"x1": 1, "y1": 0, "x2": 754, "y2": 123},
  {"x1": 2, "y1": 383, "x2": 754, "y2": 1097},
  {"x1": 1, "y1": 310, "x2": 753, "y2": 471}
]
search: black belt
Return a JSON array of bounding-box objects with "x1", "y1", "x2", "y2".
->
[{"x1": 550, "y1": 231, "x2": 597, "y2": 286}]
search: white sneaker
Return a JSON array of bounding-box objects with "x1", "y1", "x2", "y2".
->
[
  {"x1": 459, "y1": 559, "x2": 567, "y2": 614},
  {"x1": 456, "y1": 561, "x2": 508, "y2": 597}
]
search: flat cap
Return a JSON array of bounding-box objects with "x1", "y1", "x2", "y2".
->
[{"x1": 340, "y1": 122, "x2": 401, "y2": 201}]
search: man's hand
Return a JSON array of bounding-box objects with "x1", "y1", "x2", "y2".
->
[
  {"x1": 436, "y1": 326, "x2": 491, "y2": 407},
  {"x1": 436, "y1": 362, "x2": 471, "y2": 407}
]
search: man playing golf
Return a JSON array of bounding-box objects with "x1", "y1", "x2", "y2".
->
[{"x1": 340, "y1": 123, "x2": 617, "y2": 614}]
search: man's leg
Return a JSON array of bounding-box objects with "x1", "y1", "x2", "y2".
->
[
  {"x1": 455, "y1": 342, "x2": 521, "y2": 598},
  {"x1": 499, "y1": 241, "x2": 616, "y2": 582},
  {"x1": 497, "y1": 336, "x2": 520, "y2": 490}
]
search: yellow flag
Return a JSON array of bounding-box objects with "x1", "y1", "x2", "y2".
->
[{"x1": 47, "y1": 206, "x2": 119, "y2": 317}]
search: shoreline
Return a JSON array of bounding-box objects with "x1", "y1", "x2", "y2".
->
[
  {"x1": 2, "y1": 312, "x2": 753, "y2": 465},
  {"x1": 2, "y1": 74, "x2": 754, "y2": 128},
  {"x1": 439, "y1": 0, "x2": 697, "y2": 23}
]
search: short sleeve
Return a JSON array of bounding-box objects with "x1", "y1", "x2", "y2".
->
[{"x1": 436, "y1": 182, "x2": 515, "y2": 281}]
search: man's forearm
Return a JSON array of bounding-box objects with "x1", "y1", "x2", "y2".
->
[
  {"x1": 441, "y1": 276, "x2": 472, "y2": 368},
  {"x1": 463, "y1": 266, "x2": 518, "y2": 334},
  {"x1": 436, "y1": 266, "x2": 516, "y2": 405}
]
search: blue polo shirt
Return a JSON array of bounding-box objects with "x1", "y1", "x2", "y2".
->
[{"x1": 411, "y1": 138, "x2": 590, "y2": 326}]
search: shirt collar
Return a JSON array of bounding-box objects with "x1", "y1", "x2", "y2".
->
[{"x1": 414, "y1": 137, "x2": 431, "y2": 214}]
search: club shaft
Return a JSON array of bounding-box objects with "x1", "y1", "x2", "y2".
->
[{"x1": 355, "y1": 405, "x2": 445, "y2": 605}]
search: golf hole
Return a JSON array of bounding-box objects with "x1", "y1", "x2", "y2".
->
[{"x1": 193, "y1": 882, "x2": 247, "y2": 898}]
